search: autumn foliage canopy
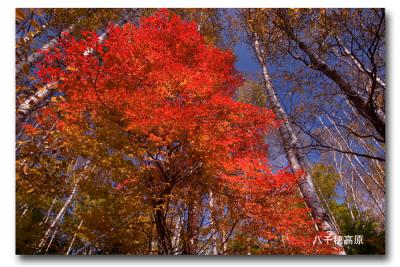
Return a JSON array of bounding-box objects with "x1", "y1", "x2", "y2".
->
[{"x1": 29, "y1": 10, "x2": 339, "y2": 254}]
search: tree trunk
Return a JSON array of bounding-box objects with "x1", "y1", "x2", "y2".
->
[
  {"x1": 182, "y1": 202, "x2": 196, "y2": 255},
  {"x1": 318, "y1": 116, "x2": 385, "y2": 219},
  {"x1": 36, "y1": 182, "x2": 78, "y2": 253},
  {"x1": 66, "y1": 219, "x2": 83, "y2": 255},
  {"x1": 172, "y1": 212, "x2": 182, "y2": 254},
  {"x1": 154, "y1": 207, "x2": 173, "y2": 255},
  {"x1": 276, "y1": 13, "x2": 385, "y2": 140},
  {"x1": 251, "y1": 33, "x2": 345, "y2": 254},
  {"x1": 152, "y1": 185, "x2": 173, "y2": 255},
  {"x1": 208, "y1": 191, "x2": 218, "y2": 255}
]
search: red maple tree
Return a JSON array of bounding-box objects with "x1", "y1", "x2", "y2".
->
[{"x1": 35, "y1": 10, "x2": 338, "y2": 254}]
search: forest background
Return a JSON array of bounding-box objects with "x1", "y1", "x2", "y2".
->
[{"x1": 1, "y1": 0, "x2": 400, "y2": 265}]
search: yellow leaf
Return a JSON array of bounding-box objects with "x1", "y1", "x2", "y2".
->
[
  {"x1": 27, "y1": 188, "x2": 35, "y2": 193},
  {"x1": 66, "y1": 66, "x2": 77, "y2": 72},
  {"x1": 16, "y1": 9, "x2": 25, "y2": 21},
  {"x1": 23, "y1": 164, "x2": 29, "y2": 175}
]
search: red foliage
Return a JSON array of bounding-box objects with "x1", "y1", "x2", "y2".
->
[
  {"x1": 36, "y1": 10, "x2": 337, "y2": 254},
  {"x1": 22, "y1": 123, "x2": 39, "y2": 135}
]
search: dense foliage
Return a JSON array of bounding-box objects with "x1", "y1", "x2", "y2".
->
[{"x1": 16, "y1": 8, "x2": 385, "y2": 255}]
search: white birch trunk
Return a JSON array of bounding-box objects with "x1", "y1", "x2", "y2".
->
[
  {"x1": 36, "y1": 182, "x2": 79, "y2": 253},
  {"x1": 280, "y1": 18, "x2": 385, "y2": 139},
  {"x1": 172, "y1": 212, "x2": 182, "y2": 255},
  {"x1": 66, "y1": 219, "x2": 83, "y2": 255},
  {"x1": 318, "y1": 116, "x2": 385, "y2": 218},
  {"x1": 40, "y1": 197, "x2": 57, "y2": 226},
  {"x1": 208, "y1": 191, "x2": 218, "y2": 255},
  {"x1": 251, "y1": 33, "x2": 345, "y2": 254},
  {"x1": 335, "y1": 37, "x2": 386, "y2": 89}
]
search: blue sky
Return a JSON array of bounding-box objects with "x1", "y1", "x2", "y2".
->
[{"x1": 234, "y1": 41, "x2": 259, "y2": 75}]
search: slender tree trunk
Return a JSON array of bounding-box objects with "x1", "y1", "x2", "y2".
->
[
  {"x1": 172, "y1": 213, "x2": 182, "y2": 255},
  {"x1": 316, "y1": 187, "x2": 341, "y2": 235},
  {"x1": 208, "y1": 191, "x2": 218, "y2": 255},
  {"x1": 334, "y1": 36, "x2": 386, "y2": 89},
  {"x1": 325, "y1": 114, "x2": 385, "y2": 193},
  {"x1": 36, "y1": 182, "x2": 79, "y2": 253},
  {"x1": 66, "y1": 219, "x2": 83, "y2": 255},
  {"x1": 350, "y1": 171, "x2": 361, "y2": 214},
  {"x1": 318, "y1": 116, "x2": 385, "y2": 219},
  {"x1": 251, "y1": 33, "x2": 345, "y2": 254},
  {"x1": 40, "y1": 197, "x2": 57, "y2": 226},
  {"x1": 342, "y1": 109, "x2": 385, "y2": 186},
  {"x1": 182, "y1": 201, "x2": 196, "y2": 255},
  {"x1": 332, "y1": 152, "x2": 356, "y2": 222},
  {"x1": 16, "y1": 82, "x2": 58, "y2": 131},
  {"x1": 44, "y1": 227, "x2": 58, "y2": 254},
  {"x1": 20, "y1": 204, "x2": 29, "y2": 218},
  {"x1": 221, "y1": 229, "x2": 228, "y2": 254}
]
